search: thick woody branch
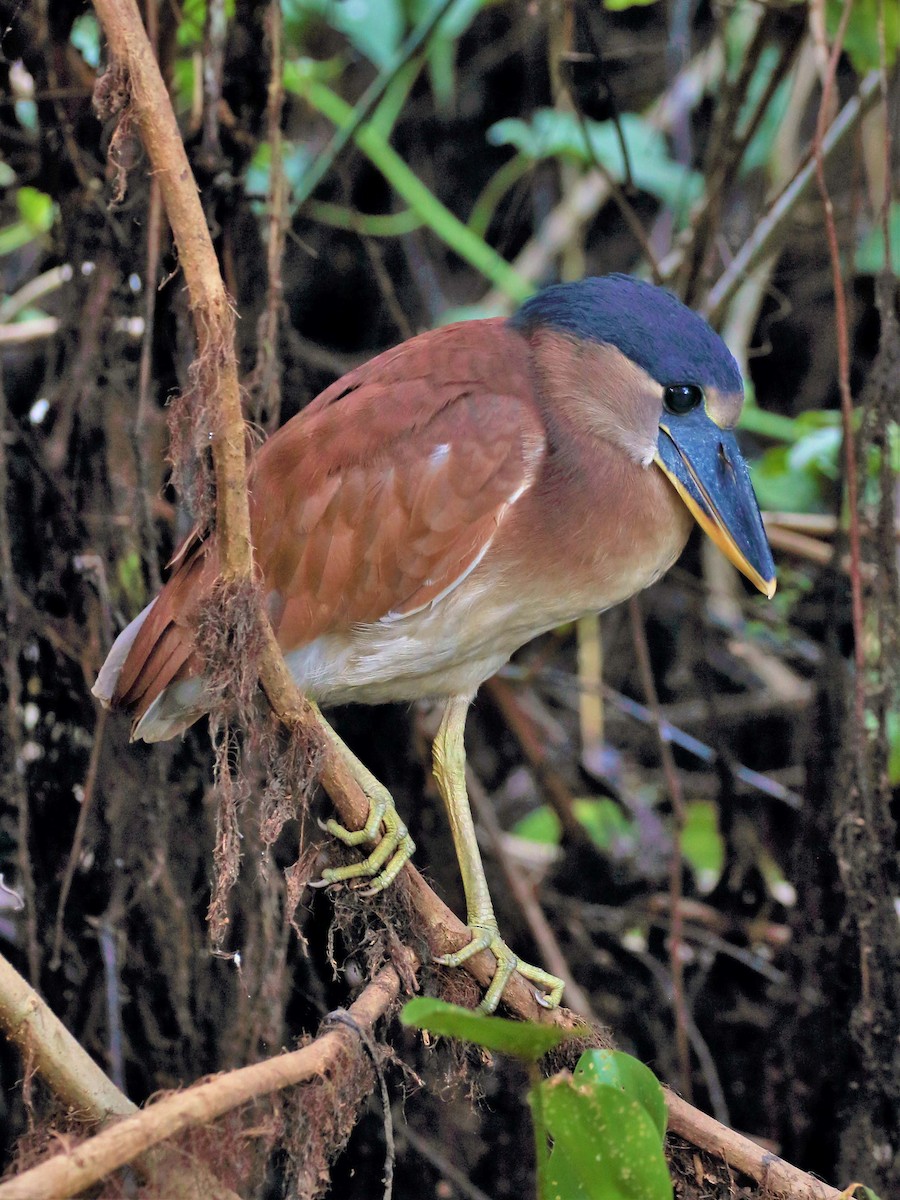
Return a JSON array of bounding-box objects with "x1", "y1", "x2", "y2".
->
[
  {"x1": 0, "y1": 952, "x2": 133, "y2": 1122},
  {"x1": 0, "y1": 953, "x2": 240, "y2": 1200},
  {"x1": 666, "y1": 1092, "x2": 842, "y2": 1200},
  {"x1": 0, "y1": 967, "x2": 400, "y2": 1200}
]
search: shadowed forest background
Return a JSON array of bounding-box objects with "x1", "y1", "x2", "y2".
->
[{"x1": 0, "y1": 1, "x2": 898, "y2": 1197}]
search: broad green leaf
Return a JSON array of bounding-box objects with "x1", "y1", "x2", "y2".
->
[
  {"x1": 537, "y1": 1076, "x2": 673, "y2": 1200},
  {"x1": 488, "y1": 111, "x2": 703, "y2": 212},
  {"x1": 401, "y1": 997, "x2": 583, "y2": 1061},
  {"x1": 855, "y1": 204, "x2": 900, "y2": 275},
  {"x1": 575, "y1": 798, "x2": 634, "y2": 851},
  {"x1": 333, "y1": 0, "x2": 404, "y2": 68},
  {"x1": 573, "y1": 1049, "x2": 668, "y2": 1143},
  {"x1": 0, "y1": 188, "x2": 55, "y2": 258},
  {"x1": 283, "y1": 0, "x2": 405, "y2": 67},
  {"x1": 681, "y1": 801, "x2": 724, "y2": 894}
]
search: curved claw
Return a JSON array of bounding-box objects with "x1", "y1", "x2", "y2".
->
[{"x1": 436, "y1": 922, "x2": 565, "y2": 1014}]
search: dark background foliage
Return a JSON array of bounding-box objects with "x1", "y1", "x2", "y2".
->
[{"x1": 0, "y1": 1, "x2": 897, "y2": 1196}]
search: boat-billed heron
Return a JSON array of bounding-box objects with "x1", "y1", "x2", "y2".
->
[{"x1": 94, "y1": 274, "x2": 776, "y2": 1013}]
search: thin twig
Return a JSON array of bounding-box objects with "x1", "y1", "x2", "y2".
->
[
  {"x1": 400, "y1": 1123, "x2": 497, "y2": 1200},
  {"x1": 50, "y1": 709, "x2": 108, "y2": 971},
  {"x1": 701, "y1": 71, "x2": 881, "y2": 323}
]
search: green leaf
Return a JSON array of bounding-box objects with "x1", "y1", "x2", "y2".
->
[
  {"x1": 573, "y1": 1049, "x2": 668, "y2": 1142},
  {"x1": 513, "y1": 805, "x2": 562, "y2": 845},
  {"x1": 885, "y1": 710, "x2": 900, "y2": 787},
  {"x1": 487, "y1": 111, "x2": 703, "y2": 213},
  {"x1": 70, "y1": 14, "x2": 101, "y2": 68},
  {"x1": 537, "y1": 1075, "x2": 673, "y2": 1200},
  {"x1": 603, "y1": 0, "x2": 661, "y2": 9},
  {"x1": 401, "y1": 997, "x2": 583, "y2": 1061},
  {"x1": 749, "y1": 449, "x2": 824, "y2": 512},
  {"x1": 512, "y1": 799, "x2": 634, "y2": 852},
  {"x1": 17, "y1": 187, "x2": 54, "y2": 233},
  {"x1": 333, "y1": 0, "x2": 404, "y2": 68},
  {"x1": 681, "y1": 801, "x2": 724, "y2": 894},
  {"x1": 575, "y1": 798, "x2": 634, "y2": 850},
  {"x1": 855, "y1": 204, "x2": 900, "y2": 275},
  {"x1": 787, "y1": 425, "x2": 842, "y2": 478},
  {"x1": 828, "y1": 0, "x2": 900, "y2": 73}
]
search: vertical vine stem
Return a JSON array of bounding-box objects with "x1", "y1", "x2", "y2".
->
[
  {"x1": 92, "y1": 0, "x2": 253, "y2": 582},
  {"x1": 810, "y1": 0, "x2": 867, "y2": 736},
  {"x1": 628, "y1": 595, "x2": 692, "y2": 1102}
]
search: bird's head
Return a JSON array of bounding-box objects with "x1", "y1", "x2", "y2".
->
[{"x1": 511, "y1": 275, "x2": 776, "y2": 598}]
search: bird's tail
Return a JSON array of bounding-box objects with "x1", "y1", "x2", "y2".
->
[{"x1": 92, "y1": 538, "x2": 214, "y2": 742}]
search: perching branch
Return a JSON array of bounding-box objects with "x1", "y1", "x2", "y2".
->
[{"x1": 666, "y1": 1091, "x2": 843, "y2": 1200}]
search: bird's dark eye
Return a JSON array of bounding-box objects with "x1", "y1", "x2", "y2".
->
[{"x1": 663, "y1": 384, "x2": 704, "y2": 415}]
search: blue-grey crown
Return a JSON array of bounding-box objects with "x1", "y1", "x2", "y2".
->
[{"x1": 510, "y1": 274, "x2": 743, "y2": 395}]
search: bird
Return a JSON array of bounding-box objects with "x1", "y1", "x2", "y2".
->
[{"x1": 93, "y1": 274, "x2": 776, "y2": 1013}]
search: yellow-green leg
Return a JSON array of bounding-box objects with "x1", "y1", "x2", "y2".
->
[
  {"x1": 432, "y1": 695, "x2": 564, "y2": 1013},
  {"x1": 312, "y1": 707, "x2": 415, "y2": 893}
]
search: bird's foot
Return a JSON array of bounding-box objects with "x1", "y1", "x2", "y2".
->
[
  {"x1": 435, "y1": 920, "x2": 565, "y2": 1014},
  {"x1": 315, "y1": 791, "x2": 416, "y2": 894}
]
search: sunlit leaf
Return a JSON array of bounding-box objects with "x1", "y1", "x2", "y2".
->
[
  {"x1": 537, "y1": 1075, "x2": 672, "y2": 1200},
  {"x1": 513, "y1": 799, "x2": 635, "y2": 854},
  {"x1": 573, "y1": 1049, "x2": 668, "y2": 1142}
]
